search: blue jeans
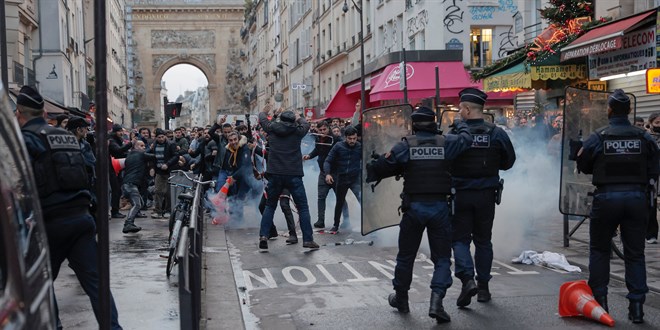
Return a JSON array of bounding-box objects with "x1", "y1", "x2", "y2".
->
[
  {"x1": 589, "y1": 190, "x2": 649, "y2": 301},
  {"x1": 259, "y1": 174, "x2": 314, "y2": 242},
  {"x1": 451, "y1": 189, "x2": 496, "y2": 283},
  {"x1": 46, "y1": 211, "x2": 122, "y2": 330},
  {"x1": 121, "y1": 183, "x2": 142, "y2": 222},
  {"x1": 393, "y1": 201, "x2": 453, "y2": 296}
]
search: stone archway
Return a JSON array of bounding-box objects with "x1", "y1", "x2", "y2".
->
[{"x1": 128, "y1": 2, "x2": 245, "y2": 127}]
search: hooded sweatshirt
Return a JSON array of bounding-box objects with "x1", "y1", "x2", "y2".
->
[{"x1": 258, "y1": 112, "x2": 310, "y2": 176}]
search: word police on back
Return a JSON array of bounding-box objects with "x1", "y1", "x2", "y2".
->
[
  {"x1": 47, "y1": 134, "x2": 80, "y2": 150},
  {"x1": 603, "y1": 139, "x2": 641, "y2": 155},
  {"x1": 410, "y1": 146, "x2": 445, "y2": 160},
  {"x1": 472, "y1": 134, "x2": 490, "y2": 148}
]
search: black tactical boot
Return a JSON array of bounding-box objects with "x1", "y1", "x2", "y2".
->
[
  {"x1": 122, "y1": 220, "x2": 141, "y2": 234},
  {"x1": 429, "y1": 292, "x2": 451, "y2": 323},
  {"x1": 388, "y1": 291, "x2": 410, "y2": 313},
  {"x1": 456, "y1": 279, "x2": 478, "y2": 307},
  {"x1": 477, "y1": 281, "x2": 491, "y2": 303},
  {"x1": 628, "y1": 300, "x2": 644, "y2": 324},
  {"x1": 594, "y1": 295, "x2": 608, "y2": 313}
]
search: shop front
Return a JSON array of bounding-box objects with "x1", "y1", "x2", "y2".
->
[{"x1": 560, "y1": 9, "x2": 659, "y2": 117}]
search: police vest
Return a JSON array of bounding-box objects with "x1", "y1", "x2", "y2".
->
[
  {"x1": 592, "y1": 125, "x2": 648, "y2": 186},
  {"x1": 402, "y1": 135, "x2": 452, "y2": 195},
  {"x1": 22, "y1": 125, "x2": 91, "y2": 209},
  {"x1": 451, "y1": 122, "x2": 501, "y2": 178}
]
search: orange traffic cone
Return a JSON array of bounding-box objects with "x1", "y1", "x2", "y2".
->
[
  {"x1": 559, "y1": 280, "x2": 615, "y2": 327},
  {"x1": 111, "y1": 157, "x2": 125, "y2": 175},
  {"x1": 219, "y1": 177, "x2": 234, "y2": 196}
]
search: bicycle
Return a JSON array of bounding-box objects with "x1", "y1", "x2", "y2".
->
[{"x1": 166, "y1": 170, "x2": 215, "y2": 277}]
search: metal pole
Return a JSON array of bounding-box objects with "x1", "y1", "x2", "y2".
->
[
  {"x1": 0, "y1": 0, "x2": 9, "y2": 89},
  {"x1": 402, "y1": 48, "x2": 408, "y2": 104},
  {"x1": 359, "y1": 0, "x2": 365, "y2": 112},
  {"x1": 434, "y1": 66, "x2": 440, "y2": 120},
  {"x1": 94, "y1": 0, "x2": 111, "y2": 328}
]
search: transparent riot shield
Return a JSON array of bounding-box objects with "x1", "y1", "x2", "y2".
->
[
  {"x1": 438, "y1": 109, "x2": 494, "y2": 134},
  {"x1": 559, "y1": 87, "x2": 636, "y2": 216},
  {"x1": 361, "y1": 104, "x2": 413, "y2": 235}
]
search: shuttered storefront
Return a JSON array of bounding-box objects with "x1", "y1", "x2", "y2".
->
[{"x1": 608, "y1": 76, "x2": 660, "y2": 118}]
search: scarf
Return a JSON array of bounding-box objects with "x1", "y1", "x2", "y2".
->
[{"x1": 227, "y1": 144, "x2": 239, "y2": 167}]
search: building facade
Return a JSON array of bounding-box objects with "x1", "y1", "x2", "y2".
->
[
  {"x1": 4, "y1": 0, "x2": 39, "y2": 90},
  {"x1": 33, "y1": 0, "x2": 86, "y2": 109}
]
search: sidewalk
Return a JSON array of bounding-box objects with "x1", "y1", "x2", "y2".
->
[
  {"x1": 201, "y1": 221, "x2": 245, "y2": 330},
  {"x1": 526, "y1": 216, "x2": 660, "y2": 294}
]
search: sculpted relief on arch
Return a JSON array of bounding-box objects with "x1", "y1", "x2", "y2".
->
[
  {"x1": 151, "y1": 30, "x2": 215, "y2": 49},
  {"x1": 152, "y1": 54, "x2": 216, "y2": 74}
]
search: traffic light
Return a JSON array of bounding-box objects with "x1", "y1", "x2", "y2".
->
[{"x1": 164, "y1": 102, "x2": 182, "y2": 118}]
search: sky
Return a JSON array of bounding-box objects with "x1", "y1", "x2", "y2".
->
[{"x1": 161, "y1": 64, "x2": 208, "y2": 101}]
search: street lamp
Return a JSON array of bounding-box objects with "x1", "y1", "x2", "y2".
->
[{"x1": 343, "y1": 0, "x2": 365, "y2": 113}]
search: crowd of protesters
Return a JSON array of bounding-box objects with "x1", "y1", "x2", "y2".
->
[{"x1": 47, "y1": 106, "x2": 360, "y2": 238}]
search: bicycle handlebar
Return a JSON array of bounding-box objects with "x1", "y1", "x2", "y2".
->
[{"x1": 169, "y1": 170, "x2": 216, "y2": 187}]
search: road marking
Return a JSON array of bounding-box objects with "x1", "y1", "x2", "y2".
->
[
  {"x1": 492, "y1": 260, "x2": 539, "y2": 275},
  {"x1": 282, "y1": 266, "x2": 316, "y2": 286},
  {"x1": 244, "y1": 269, "x2": 277, "y2": 290},
  {"x1": 343, "y1": 263, "x2": 378, "y2": 282},
  {"x1": 316, "y1": 264, "x2": 338, "y2": 284}
]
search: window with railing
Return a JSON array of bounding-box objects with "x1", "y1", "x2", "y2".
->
[{"x1": 13, "y1": 62, "x2": 24, "y2": 86}]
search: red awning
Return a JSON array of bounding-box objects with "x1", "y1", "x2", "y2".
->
[
  {"x1": 368, "y1": 61, "x2": 512, "y2": 105},
  {"x1": 323, "y1": 84, "x2": 360, "y2": 119},
  {"x1": 561, "y1": 10, "x2": 655, "y2": 61},
  {"x1": 345, "y1": 70, "x2": 385, "y2": 95}
]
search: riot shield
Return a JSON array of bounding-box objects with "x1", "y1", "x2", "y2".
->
[
  {"x1": 559, "y1": 87, "x2": 636, "y2": 216},
  {"x1": 438, "y1": 109, "x2": 494, "y2": 134},
  {"x1": 361, "y1": 104, "x2": 413, "y2": 235}
]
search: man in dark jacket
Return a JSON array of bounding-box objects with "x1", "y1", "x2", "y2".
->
[
  {"x1": 122, "y1": 140, "x2": 157, "y2": 233},
  {"x1": 150, "y1": 128, "x2": 180, "y2": 218},
  {"x1": 257, "y1": 108, "x2": 319, "y2": 250},
  {"x1": 323, "y1": 126, "x2": 362, "y2": 232},
  {"x1": 109, "y1": 124, "x2": 133, "y2": 218},
  {"x1": 303, "y1": 120, "x2": 348, "y2": 228}
]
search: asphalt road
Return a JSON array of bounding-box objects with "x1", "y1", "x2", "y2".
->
[{"x1": 224, "y1": 226, "x2": 660, "y2": 330}]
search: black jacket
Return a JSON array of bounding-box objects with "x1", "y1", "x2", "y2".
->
[
  {"x1": 258, "y1": 112, "x2": 310, "y2": 176},
  {"x1": 123, "y1": 150, "x2": 157, "y2": 186},
  {"x1": 307, "y1": 133, "x2": 338, "y2": 175}
]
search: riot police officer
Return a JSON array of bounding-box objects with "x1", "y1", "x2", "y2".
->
[
  {"x1": 450, "y1": 88, "x2": 516, "y2": 307},
  {"x1": 576, "y1": 89, "x2": 659, "y2": 324},
  {"x1": 14, "y1": 86, "x2": 123, "y2": 329},
  {"x1": 366, "y1": 106, "x2": 472, "y2": 323}
]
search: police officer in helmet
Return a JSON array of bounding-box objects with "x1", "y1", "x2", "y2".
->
[
  {"x1": 366, "y1": 106, "x2": 472, "y2": 323},
  {"x1": 15, "y1": 86, "x2": 123, "y2": 329},
  {"x1": 575, "y1": 89, "x2": 659, "y2": 324},
  {"x1": 450, "y1": 88, "x2": 516, "y2": 308}
]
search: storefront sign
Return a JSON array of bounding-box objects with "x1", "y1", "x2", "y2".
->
[
  {"x1": 588, "y1": 27, "x2": 657, "y2": 79},
  {"x1": 646, "y1": 68, "x2": 660, "y2": 93},
  {"x1": 483, "y1": 71, "x2": 531, "y2": 92},
  {"x1": 531, "y1": 65, "x2": 587, "y2": 80},
  {"x1": 561, "y1": 37, "x2": 622, "y2": 61},
  {"x1": 587, "y1": 80, "x2": 607, "y2": 91}
]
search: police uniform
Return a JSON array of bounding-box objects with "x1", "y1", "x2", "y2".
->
[
  {"x1": 16, "y1": 86, "x2": 123, "y2": 329},
  {"x1": 450, "y1": 88, "x2": 516, "y2": 307},
  {"x1": 576, "y1": 89, "x2": 659, "y2": 323},
  {"x1": 367, "y1": 106, "x2": 473, "y2": 323}
]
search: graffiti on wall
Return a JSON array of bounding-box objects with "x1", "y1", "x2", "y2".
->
[
  {"x1": 498, "y1": 26, "x2": 518, "y2": 57},
  {"x1": 470, "y1": 0, "x2": 518, "y2": 21},
  {"x1": 443, "y1": 0, "x2": 464, "y2": 34},
  {"x1": 407, "y1": 10, "x2": 429, "y2": 38}
]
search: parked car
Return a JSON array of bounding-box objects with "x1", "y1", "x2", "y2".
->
[{"x1": 0, "y1": 83, "x2": 56, "y2": 329}]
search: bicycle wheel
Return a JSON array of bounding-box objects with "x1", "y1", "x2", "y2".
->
[
  {"x1": 166, "y1": 218, "x2": 183, "y2": 277},
  {"x1": 611, "y1": 230, "x2": 624, "y2": 260}
]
